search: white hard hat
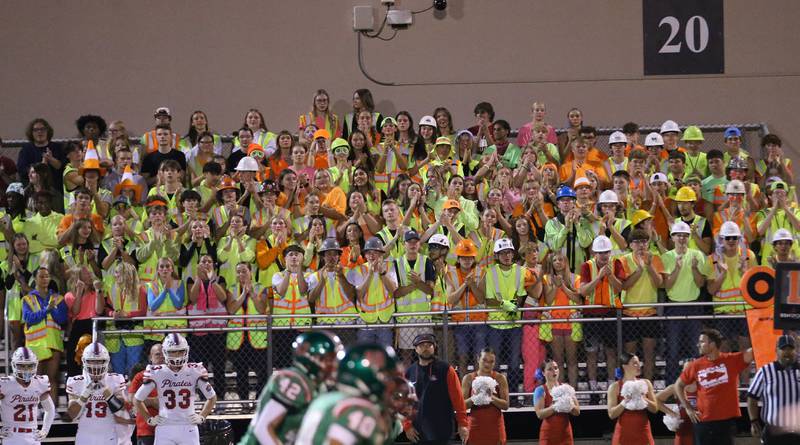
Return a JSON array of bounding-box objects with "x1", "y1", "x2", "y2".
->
[
  {"x1": 725, "y1": 180, "x2": 745, "y2": 194},
  {"x1": 670, "y1": 221, "x2": 692, "y2": 235},
  {"x1": 428, "y1": 234, "x2": 450, "y2": 248},
  {"x1": 719, "y1": 221, "x2": 742, "y2": 238},
  {"x1": 660, "y1": 120, "x2": 680, "y2": 134},
  {"x1": 772, "y1": 229, "x2": 794, "y2": 243},
  {"x1": 235, "y1": 156, "x2": 260, "y2": 172},
  {"x1": 650, "y1": 172, "x2": 668, "y2": 184},
  {"x1": 493, "y1": 238, "x2": 515, "y2": 253},
  {"x1": 419, "y1": 115, "x2": 436, "y2": 127},
  {"x1": 608, "y1": 131, "x2": 627, "y2": 145},
  {"x1": 598, "y1": 190, "x2": 619, "y2": 204},
  {"x1": 592, "y1": 236, "x2": 613, "y2": 253},
  {"x1": 644, "y1": 132, "x2": 664, "y2": 147}
]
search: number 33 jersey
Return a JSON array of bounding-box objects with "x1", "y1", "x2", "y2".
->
[
  {"x1": 0, "y1": 375, "x2": 50, "y2": 432},
  {"x1": 66, "y1": 373, "x2": 127, "y2": 432},
  {"x1": 137, "y1": 363, "x2": 215, "y2": 423}
]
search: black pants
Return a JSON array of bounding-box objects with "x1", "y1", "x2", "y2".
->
[
  {"x1": 137, "y1": 437, "x2": 154, "y2": 445},
  {"x1": 694, "y1": 419, "x2": 736, "y2": 445},
  {"x1": 65, "y1": 318, "x2": 94, "y2": 377},
  {"x1": 189, "y1": 334, "x2": 227, "y2": 398},
  {"x1": 764, "y1": 425, "x2": 800, "y2": 445},
  {"x1": 231, "y1": 342, "x2": 267, "y2": 399}
]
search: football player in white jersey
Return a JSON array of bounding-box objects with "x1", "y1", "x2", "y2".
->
[
  {"x1": 0, "y1": 347, "x2": 56, "y2": 445},
  {"x1": 66, "y1": 341, "x2": 132, "y2": 444},
  {"x1": 134, "y1": 333, "x2": 217, "y2": 445}
]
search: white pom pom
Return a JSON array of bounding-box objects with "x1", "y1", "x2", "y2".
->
[
  {"x1": 470, "y1": 376, "x2": 498, "y2": 407},
  {"x1": 549, "y1": 384, "x2": 576, "y2": 413},
  {"x1": 663, "y1": 414, "x2": 683, "y2": 432},
  {"x1": 620, "y1": 380, "x2": 648, "y2": 411}
]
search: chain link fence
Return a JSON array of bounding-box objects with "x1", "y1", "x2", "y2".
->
[{"x1": 86, "y1": 300, "x2": 754, "y2": 413}]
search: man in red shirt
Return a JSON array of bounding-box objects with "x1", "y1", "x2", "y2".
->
[
  {"x1": 676, "y1": 328, "x2": 754, "y2": 445},
  {"x1": 129, "y1": 343, "x2": 164, "y2": 445}
]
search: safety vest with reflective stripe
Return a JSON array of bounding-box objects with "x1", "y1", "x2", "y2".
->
[
  {"x1": 143, "y1": 281, "x2": 187, "y2": 341},
  {"x1": 583, "y1": 259, "x2": 621, "y2": 309},
  {"x1": 485, "y1": 264, "x2": 525, "y2": 329},
  {"x1": 312, "y1": 270, "x2": 358, "y2": 325},
  {"x1": 374, "y1": 144, "x2": 402, "y2": 195},
  {"x1": 141, "y1": 131, "x2": 181, "y2": 154},
  {"x1": 376, "y1": 227, "x2": 405, "y2": 258},
  {"x1": 675, "y1": 215, "x2": 708, "y2": 253},
  {"x1": 62, "y1": 164, "x2": 79, "y2": 209},
  {"x1": 104, "y1": 281, "x2": 145, "y2": 353},
  {"x1": 227, "y1": 282, "x2": 268, "y2": 350},
  {"x1": 430, "y1": 223, "x2": 464, "y2": 265},
  {"x1": 186, "y1": 280, "x2": 228, "y2": 331},
  {"x1": 446, "y1": 266, "x2": 487, "y2": 322},
  {"x1": 356, "y1": 262, "x2": 396, "y2": 324},
  {"x1": 711, "y1": 249, "x2": 753, "y2": 314},
  {"x1": 22, "y1": 292, "x2": 63, "y2": 346},
  {"x1": 395, "y1": 255, "x2": 431, "y2": 323},
  {"x1": 272, "y1": 272, "x2": 312, "y2": 327},
  {"x1": 300, "y1": 112, "x2": 341, "y2": 139},
  {"x1": 431, "y1": 270, "x2": 449, "y2": 316}
]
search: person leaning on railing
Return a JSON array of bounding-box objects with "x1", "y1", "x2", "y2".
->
[
  {"x1": 186, "y1": 254, "x2": 228, "y2": 401},
  {"x1": 270, "y1": 244, "x2": 312, "y2": 369},
  {"x1": 227, "y1": 262, "x2": 268, "y2": 412},
  {"x1": 101, "y1": 261, "x2": 147, "y2": 376},
  {"x1": 352, "y1": 236, "x2": 397, "y2": 347}
]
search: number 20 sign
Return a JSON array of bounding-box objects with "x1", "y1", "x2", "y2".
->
[{"x1": 643, "y1": 0, "x2": 724, "y2": 75}]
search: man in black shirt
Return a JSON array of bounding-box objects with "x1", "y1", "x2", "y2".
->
[{"x1": 140, "y1": 124, "x2": 186, "y2": 186}]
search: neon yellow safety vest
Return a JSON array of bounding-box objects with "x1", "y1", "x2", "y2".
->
[
  {"x1": 22, "y1": 293, "x2": 64, "y2": 356},
  {"x1": 62, "y1": 164, "x2": 79, "y2": 209},
  {"x1": 272, "y1": 272, "x2": 312, "y2": 327},
  {"x1": 395, "y1": 255, "x2": 431, "y2": 323},
  {"x1": 711, "y1": 249, "x2": 753, "y2": 314},
  {"x1": 376, "y1": 227, "x2": 406, "y2": 259},
  {"x1": 227, "y1": 283, "x2": 268, "y2": 350},
  {"x1": 485, "y1": 264, "x2": 525, "y2": 329},
  {"x1": 312, "y1": 270, "x2": 358, "y2": 325},
  {"x1": 143, "y1": 281, "x2": 187, "y2": 342},
  {"x1": 356, "y1": 262, "x2": 396, "y2": 324}
]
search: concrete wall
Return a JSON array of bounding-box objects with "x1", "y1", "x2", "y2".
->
[{"x1": 1, "y1": 0, "x2": 799, "y2": 154}]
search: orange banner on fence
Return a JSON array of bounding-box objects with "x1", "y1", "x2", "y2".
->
[{"x1": 746, "y1": 306, "x2": 781, "y2": 368}]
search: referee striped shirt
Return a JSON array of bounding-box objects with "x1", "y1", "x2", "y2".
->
[{"x1": 747, "y1": 361, "x2": 800, "y2": 430}]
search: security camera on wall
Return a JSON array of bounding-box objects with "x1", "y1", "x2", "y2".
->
[{"x1": 433, "y1": 0, "x2": 447, "y2": 11}]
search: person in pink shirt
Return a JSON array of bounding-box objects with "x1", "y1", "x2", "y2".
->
[
  {"x1": 517, "y1": 101, "x2": 558, "y2": 147},
  {"x1": 63, "y1": 266, "x2": 104, "y2": 377}
]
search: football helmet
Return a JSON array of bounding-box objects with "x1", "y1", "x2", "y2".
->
[
  {"x1": 293, "y1": 331, "x2": 344, "y2": 381},
  {"x1": 162, "y1": 333, "x2": 190, "y2": 368},
  {"x1": 336, "y1": 343, "x2": 399, "y2": 403},
  {"x1": 11, "y1": 347, "x2": 38, "y2": 382},
  {"x1": 82, "y1": 342, "x2": 110, "y2": 381}
]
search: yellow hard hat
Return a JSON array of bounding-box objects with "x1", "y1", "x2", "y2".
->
[
  {"x1": 631, "y1": 209, "x2": 653, "y2": 227},
  {"x1": 674, "y1": 186, "x2": 697, "y2": 202}
]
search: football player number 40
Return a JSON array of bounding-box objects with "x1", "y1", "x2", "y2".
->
[
  {"x1": 347, "y1": 411, "x2": 376, "y2": 437},
  {"x1": 164, "y1": 389, "x2": 192, "y2": 409}
]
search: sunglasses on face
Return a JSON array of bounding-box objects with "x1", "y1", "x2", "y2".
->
[{"x1": 724, "y1": 236, "x2": 740, "y2": 241}]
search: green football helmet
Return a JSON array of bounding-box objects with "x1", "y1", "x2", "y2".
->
[
  {"x1": 292, "y1": 330, "x2": 344, "y2": 381},
  {"x1": 337, "y1": 343, "x2": 399, "y2": 402}
]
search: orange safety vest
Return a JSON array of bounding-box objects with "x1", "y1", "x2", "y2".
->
[
  {"x1": 142, "y1": 130, "x2": 181, "y2": 154},
  {"x1": 446, "y1": 266, "x2": 487, "y2": 322},
  {"x1": 272, "y1": 272, "x2": 312, "y2": 327}
]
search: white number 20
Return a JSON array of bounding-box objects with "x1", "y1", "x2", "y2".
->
[{"x1": 658, "y1": 15, "x2": 709, "y2": 54}]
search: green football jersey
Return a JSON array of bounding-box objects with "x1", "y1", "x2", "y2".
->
[
  {"x1": 239, "y1": 367, "x2": 315, "y2": 445},
  {"x1": 295, "y1": 392, "x2": 389, "y2": 445}
]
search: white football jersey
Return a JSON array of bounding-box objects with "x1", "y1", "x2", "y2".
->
[
  {"x1": 0, "y1": 375, "x2": 50, "y2": 431},
  {"x1": 140, "y1": 363, "x2": 213, "y2": 423},
  {"x1": 66, "y1": 373, "x2": 127, "y2": 433}
]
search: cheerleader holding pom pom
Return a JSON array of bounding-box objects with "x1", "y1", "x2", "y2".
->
[
  {"x1": 534, "y1": 359, "x2": 580, "y2": 445},
  {"x1": 607, "y1": 353, "x2": 658, "y2": 445}
]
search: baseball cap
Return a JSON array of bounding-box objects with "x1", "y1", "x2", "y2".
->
[
  {"x1": 770, "y1": 181, "x2": 788, "y2": 192},
  {"x1": 313, "y1": 129, "x2": 331, "y2": 140},
  {"x1": 283, "y1": 244, "x2": 305, "y2": 255},
  {"x1": 574, "y1": 176, "x2": 591, "y2": 189},
  {"x1": 724, "y1": 127, "x2": 742, "y2": 138},
  {"x1": 113, "y1": 195, "x2": 131, "y2": 207},
  {"x1": 650, "y1": 172, "x2": 668, "y2": 184},
  {"x1": 154, "y1": 107, "x2": 171, "y2": 117},
  {"x1": 443, "y1": 199, "x2": 461, "y2": 211},
  {"x1": 5, "y1": 182, "x2": 24, "y2": 195},
  {"x1": 778, "y1": 334, "x2": 796, "y2": 349},
  {"x1": 404, "y1": 229, "x2": 421, "y2": 242},
  {"x1": 412, "y1": 333, "x2": 437, "y2": 347}
]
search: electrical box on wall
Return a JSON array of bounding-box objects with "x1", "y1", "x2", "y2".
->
[
  {"x1": 353, "y1": 6, "x2": 375, "y2": 31},
  {"x1": 387, "y1": 10, "x2": 413, "y2": 27}
]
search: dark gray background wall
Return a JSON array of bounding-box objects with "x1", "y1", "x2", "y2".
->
[{"x1": 2, "y1": 0, "x2": 798, "y2": 153}]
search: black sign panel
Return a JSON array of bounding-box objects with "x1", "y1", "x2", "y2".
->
[
  {"x1": 773, "y1": 263, "x2": 800, "y2": 330},
  {"x1": 643, "y1": 0, "x2": 724, "y2": 75}
]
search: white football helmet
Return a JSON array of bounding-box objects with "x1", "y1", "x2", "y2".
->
[
  {"x1": 11, "y1": 347, "x2": 38, "y2": 382},
  {"x1": 82, "y1": 342, "x2": 110, "y2": 381},
  {"x1": 162, "y1": 333, "x2": 190, "y2": 368}
]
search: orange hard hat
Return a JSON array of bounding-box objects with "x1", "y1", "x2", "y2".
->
[{"x1": 455, "y1": 239, "x2": 478, "y2": 257}]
